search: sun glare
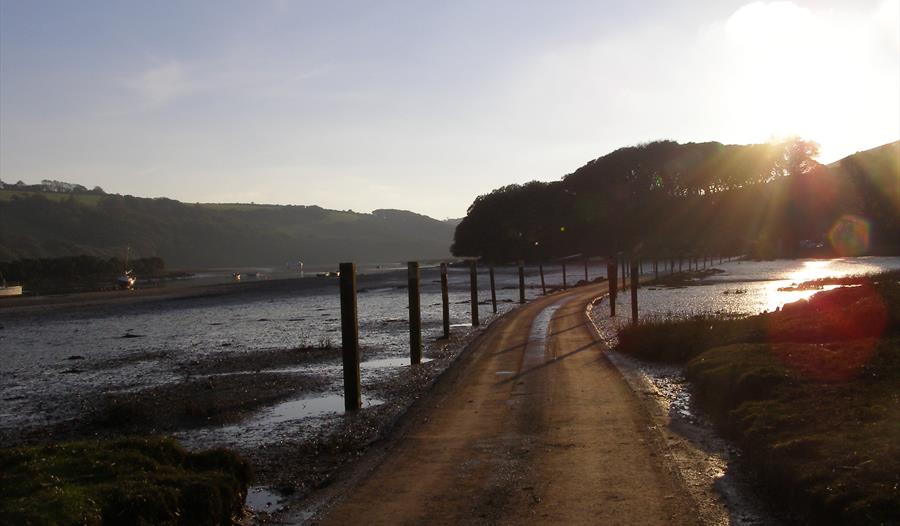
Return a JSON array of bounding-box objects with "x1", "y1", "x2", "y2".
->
[{"x1": 720, "y1": 0, "x2": 900, "y2": 162}]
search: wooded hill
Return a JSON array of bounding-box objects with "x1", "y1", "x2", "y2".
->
[
  {"x1": 452, "y1": 139, "x2": 899, "y2": 262},
  {"x1": 0, "y1": 193, "x2": 457, "y2": 268}
]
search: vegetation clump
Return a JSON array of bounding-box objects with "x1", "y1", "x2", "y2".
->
[
  {"x1": 0, "y1": 437, "x2": 250, "y2": 525},
  {"x1": 616, "y1": 271, "x2": 900, "y2": 524}
]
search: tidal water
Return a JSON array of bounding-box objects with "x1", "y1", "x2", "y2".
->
[
  {"x1": 2, "y1": 257, "x2": 897, "y2": 442},
  {"x1": 0, "y1": 262, "x2": 602, "y2": 432}
]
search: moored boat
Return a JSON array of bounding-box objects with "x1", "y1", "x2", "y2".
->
[
  {"x1": 116, "y1": 270, "x2": 136, "y2": 290},
  {"x1": 116, "y1": 247, "x2": 137, "y2": 289},
  {"x1": 0, "y1": 272, "x2": 23, "y2": 297}
]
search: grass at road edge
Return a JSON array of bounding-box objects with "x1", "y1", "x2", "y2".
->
[
  {"x1": 0, "y1": 436, "x2": 250, "y2": 525},
  {"x1": 615, "y1": 271, "x2": 900, "y2": 524}
]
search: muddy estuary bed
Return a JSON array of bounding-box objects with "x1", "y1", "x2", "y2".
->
[{"x1": 1, "y1": 264, "x2": 597, "y2": 520}]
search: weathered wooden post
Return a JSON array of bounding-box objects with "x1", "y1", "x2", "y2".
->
[
  {"x1": 339, "y1": 262, "x2": 361, "y2": 411},
  {"x1": 607, "y1": 260, "x2": 617, "y2": 316},
  {"x1": 489, "y1": 265, "x2": 497, "y2": 314},
  {"x1": 621, "y1": 258, "x2": 627, "y2": 290},
  {"x1": 440, "y1": 263, "x2": 450, "y2": 339},
  {"x1": 562, "y1": 262, "x2": 567, "y2": 289},
  {"x1": 470, "y1": 260, "x2": 480, "y2": 327},
  {"x1": 654, "y1": 259, "x2": 659, "y2": 279},
  {"x1": 518, "y1": 260, "x2": 526, "y2": 304},
  {"x1": 630, "y1": 259, "x2": 639, "y2": 324},
  {"x1": 407, "y1": 261, "x2": 422, "y2": 365},
  {"x1": 584, "y1": 258, "x2": 589, "y2": 282},
  {"x1": 539, "y1": 263, "x2": 546, "y2": 295}
]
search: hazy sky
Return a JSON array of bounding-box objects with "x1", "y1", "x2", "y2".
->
[{"x1": 2, "y1": 1, "x2": 898, "y2": 218}]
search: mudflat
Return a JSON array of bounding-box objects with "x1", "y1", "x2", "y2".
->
[{"x1": 313, "y1": 284, "x2": 699, "y2": 525}]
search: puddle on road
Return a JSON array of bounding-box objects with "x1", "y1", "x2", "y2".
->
[{"x1": 246, "y1": 486, "x2": 285, "y2": 513}]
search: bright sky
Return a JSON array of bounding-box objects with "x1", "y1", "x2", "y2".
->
[{"x1": 1, "y1": 0, "x2": 898, "y2": 219}]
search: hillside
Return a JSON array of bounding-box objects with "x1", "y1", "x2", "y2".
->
[
  {"x1": 0, "y1": 191, "x2": 455, "y2": 268},
  {"x1": 452, "y1": 139, "x2": 899, "y2": 261}
]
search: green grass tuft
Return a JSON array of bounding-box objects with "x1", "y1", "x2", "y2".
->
[{"x1": 0, "y1": 437, "x2": 250, "y2": 526}]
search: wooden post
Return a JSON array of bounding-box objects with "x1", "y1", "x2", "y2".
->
[
  {"x1": 489, "y1": 265, "x2": 497, "y2": 314},
  {"x1": 608, "y1": 260, "x2": 617, "y2": 317},
  {"x1": 518, "y1": 260, "x2": 526, "y2": 304},
  {"x1": 339, "y1": 262, "x2": 361, "y2": 411},
  {"x1": 584, "y1": 259, "x2": 589, "y2": 282},
  {"x1": 440, "y1": 263, "x2": 450, "y2": 339},
  {"x1": 539, "y1": 263, "x2": 546, "y2": 295},
  {"x1": 621, "y1": 258, "x2": 627, "y2": 290},
  {"x1": 562, "y1": 263, "x2": 567, "y2": 289},
  {"x1": 630, "y1": 259, "x2": 639, "y2": 324},
  {"x1": 470, "y1": 260, "x2": 480, "y2": 327},
  {"x1": 679, "y1": 257, "x2": 683, "y2": 272},
  {"x1": 407, "y1": 261, "x2": 421, "y2": 365},
  {"x1": 654, "y1": 259, "x2": 659, "y2": 279}
]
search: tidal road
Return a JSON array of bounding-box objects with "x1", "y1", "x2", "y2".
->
[{"x1": 312, "y1": 283, "x2": 700, "y2": 525}]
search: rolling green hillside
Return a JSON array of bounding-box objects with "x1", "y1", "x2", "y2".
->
[{"x1": 0, "y1": 193, "x2": 456, "y2": 268}]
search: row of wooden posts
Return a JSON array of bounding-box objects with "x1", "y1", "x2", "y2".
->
[{"x1": 339, "y1": 255, "x2": 732, "y2": 410}]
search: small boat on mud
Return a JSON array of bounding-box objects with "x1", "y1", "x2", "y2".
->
[
  {"x1": 0, "y1": 282, "x2": 23, "y2": 297},
  {"x1": 0, "y1": 271, "x2": 23, "y2": 297},
  {"x1": 116, "y1": 247, "x2": 136, "y2": 290},
  {"x1": 316, "y1": 271, "x2": 340, "y2": 278},
  {"x1": 116, "y1": 270, "x2": 136, "y2": 290}
]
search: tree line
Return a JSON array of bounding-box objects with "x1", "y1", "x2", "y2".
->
[{"x1": 451, "y1": 139, "x2": 899, "y2": 262}]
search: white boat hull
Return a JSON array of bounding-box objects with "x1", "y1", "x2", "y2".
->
[{"x1": 0, "y1": 285, "x2": 23, "y2": 297}]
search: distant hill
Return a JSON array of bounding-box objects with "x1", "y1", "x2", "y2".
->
[{"x1": 0, "y1": 190, "x2": 456, "y2": 267}]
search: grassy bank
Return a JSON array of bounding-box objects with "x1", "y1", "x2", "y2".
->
[
  {"x1": 0, "y1": 437, "x2": 250, "y2": 525},
  {"x1": 616, "y1": 271, "x2": 900, "y2": 524}
]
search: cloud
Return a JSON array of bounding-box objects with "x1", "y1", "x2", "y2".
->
[{"x1": 124, "y1": 60, "x2": 193, "y2": 107}]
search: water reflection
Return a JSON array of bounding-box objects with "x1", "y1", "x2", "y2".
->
[{"x1": 764, "y1": 259, "x2": 884, "y2": 313}]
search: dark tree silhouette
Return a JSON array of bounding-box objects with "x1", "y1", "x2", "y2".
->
[{"x1": 452, "y1": 139, "x2": 899, "y2": 262}]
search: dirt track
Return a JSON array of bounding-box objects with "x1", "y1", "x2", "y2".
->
[{"x1": 311, "y1": 284, "x2": 700, "y2": 525}]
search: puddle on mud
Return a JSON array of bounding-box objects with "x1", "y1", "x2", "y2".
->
[
  {"x1": 262, "y1": 394, "x2": 384, "y2": 424},
  {"x1": 204, "y1": 356, "x2": 432, "y2": 379},
  {"x1": 246, "y1": 486, "x2": 285, "y2": 513},
  {"x1": 361, "y1": 357, "x2": 433, "y2": 369}
]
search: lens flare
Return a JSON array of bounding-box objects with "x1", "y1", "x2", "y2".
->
[{"x1": 827, "y1": 214, "x2": 870, "y2": 256}]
